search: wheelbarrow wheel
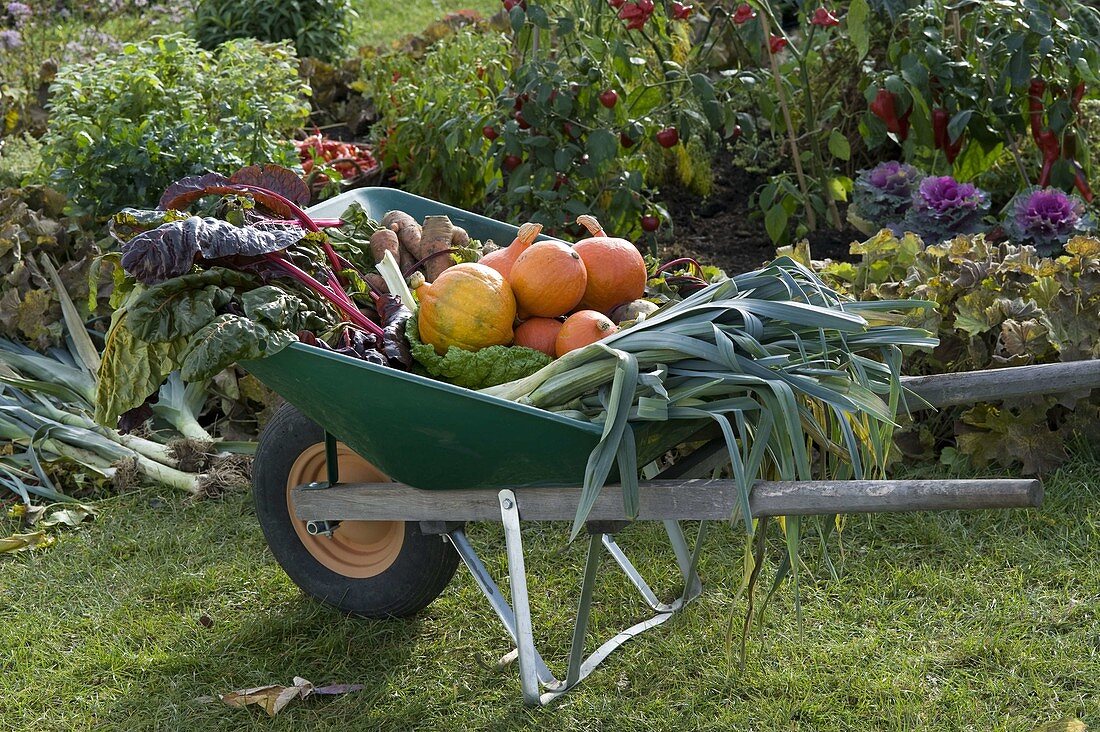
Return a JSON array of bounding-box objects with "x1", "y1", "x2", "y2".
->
[{"x1": 253, "y1": 404, "x2": 459, "y2": 618}]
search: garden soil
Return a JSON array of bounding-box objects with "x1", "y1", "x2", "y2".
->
[{"x1": 659, "y1": 146, "x2": 862, "y2": 276}]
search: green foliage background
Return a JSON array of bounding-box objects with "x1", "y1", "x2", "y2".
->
[{"x1": 41, "y1": 35, "x2": 310, "y2": 217}]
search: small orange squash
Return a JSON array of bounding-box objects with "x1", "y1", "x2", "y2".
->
[
  {"x1": 509, "y1": 241, "x2": 588, "y2": 318},
  {"x1": 417, "y1": 263, "x2": 516, "y2": 355},
  {"x1": 555, "y1": 310, "x2": 618, "y2": 357},
  {"x1": 513, "y1": 317, "x2": 563, "y2": 357},
  {"x1": 572, "y1": 215, "x2": 647, "y2": 315},
  {"x1": 478, "y1": 221, "x2": 543, "y2": 280}
]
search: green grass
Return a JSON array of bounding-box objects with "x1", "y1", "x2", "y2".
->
[
  {"x1": 350, "y1": 0, "x2": 501, "y2": 48},
  {"x1": 1, "y1": 454, "x2": 1097, "y2": 731}
]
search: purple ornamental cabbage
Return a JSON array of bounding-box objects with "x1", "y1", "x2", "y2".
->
[
  {"x1": 891, "y1": 175, "x2": 989, "y2": 243},
  {"x1": 849, "y1": 161, "x2": 924, "y2": 231},
  {"x1": 1003, "y1": 187, "x2": 1093, "y2": 256}
]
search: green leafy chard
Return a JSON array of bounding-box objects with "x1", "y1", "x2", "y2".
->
[
  {"x1": 95, "y1": 273, "x2": 325, "y2": 427},
  {"x1": 94, "y1": 164, "x2": 415, "y2": 430}
]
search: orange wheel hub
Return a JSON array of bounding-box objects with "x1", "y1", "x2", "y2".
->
[{"x1": 286, "y1": 443, "x2": 404, "y2": 578}]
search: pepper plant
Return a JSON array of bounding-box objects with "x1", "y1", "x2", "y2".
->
[
  {"x1": 486, "y1": 0, "x2": 745, "y2": 239},
  {"x1": 863, "y1": 0, "x2": 1100, "y2": 199},
  {"x1": 727, "y1": 0, "x2": 886, "y2": 244}
]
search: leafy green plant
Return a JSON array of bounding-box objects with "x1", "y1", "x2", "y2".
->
[
  {"x1": 0, "y1": 187, "x2": 104, "y2": 348},
  {"x1": 366, "y1": 30, "x2": 510, "y2": 213},
  {"x1": 488, "y1": 0, "x2": 743, "y2": 239},
  {"x1": 864, "y1": 0, "x2": 1100, "y2": 198},
  {"x1": 94, "y1": 165, "x2": 421, "y2": 429},
  {"x1": 40, "y1": 34, "x2": 309, "y2": 217},
  {"x1": 191, "y1": 0, "x2": 353, "y2": 62},
  {"x1": 721, "y1": 0, "x2": 879, "y2": 245},
  {"x1": 0, "y1": 0, "x2": 190, "y2": 138},
  {"x1": 0, "y1": 262, "x2": 250, "y2": 506},
  {"x1": 806, "y1": 230, "x2": 1100, "y2": 473},
  {"x1": 366, "y1": 2, "x2": 745, "y2": 240},
  {"x1": 0, "y1": 133, "x2": 41, "y2": 188}
]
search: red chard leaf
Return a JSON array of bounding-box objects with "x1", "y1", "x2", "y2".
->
[
  {"x1": 230, "y1": 165, "x2": 311, "y2": 208},
  {"x1": 158, "y1": 173, "x2": 234, "y2": 211},
  {"x1": 121, "y1": 218, "x2": 301, "y2": 284}
]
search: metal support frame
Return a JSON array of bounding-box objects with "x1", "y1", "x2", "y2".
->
[
  {"x1": 292, "y1": 436, "x2": 1038, "y2": 704},
  {"x1": 447, "y1": 488, "x2": 706, "y2": 706}
]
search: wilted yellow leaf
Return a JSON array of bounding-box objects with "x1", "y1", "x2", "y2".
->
[
  {"x1": 0, "y1": 531, "x2": 53, "y2": 553},
  {"x1": 1033, "y1": 719, "x2": 1087, "y2": 732}
]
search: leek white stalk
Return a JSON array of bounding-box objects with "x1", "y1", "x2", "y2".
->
[{"x1": 378, "y1": 250, "x2": 417, "y2": 313}]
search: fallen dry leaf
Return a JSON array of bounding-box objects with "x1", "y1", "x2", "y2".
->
[
  {"x1": 313, "y1": 683, "x2": 365, "y2": 695},
  {"x1": 1034, "y1": 720, "x2": 1087, "y2": 732},
  {"x1": 218, "y1": 677, "x2": 362, "y2": 716},
  {"x1": 0, "y1": 531, "x2": 53, "y2": 554},
  {"x1": 40, "y1": 505, "x2": 96, "y2": 528}
]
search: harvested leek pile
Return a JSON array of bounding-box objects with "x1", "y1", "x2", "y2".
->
[
  {"x1": 0, "y1": 262, "x2": 250, "y2": 507},
  {"x1": 483, "y1": 257, "x2": 936, "y2": 539}
]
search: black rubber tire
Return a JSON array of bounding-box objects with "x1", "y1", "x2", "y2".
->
[{"x1": 253, "y1": 404, "x2": 459, "y2": 618}]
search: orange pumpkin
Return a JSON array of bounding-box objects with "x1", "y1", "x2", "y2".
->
[
  {"x1": 555, "y1": 310, "x2": 619, "y2": 357},
  {"x1": 513, "y1": 317, "x2": 563, "y2": 357},
  {"x1": 417, "y1": 263, "x2": 516, "y2": 355},
  {"x1": 573, "y1": 215, "x2": 647, "y2": 315},
  {"x1": 478, "y1": 221, "x2": 542, "y2": 280},
  {"x1": 509, "y1": 241, "x2": 588, "y2": 318}
]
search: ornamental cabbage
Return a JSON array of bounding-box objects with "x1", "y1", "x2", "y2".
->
[
  {"x1": 891, "y1": 175, "x2": 989, "y2": 243},
  {"x1": 848, "y1": 161, "x2": 923, "y2": 233},
  {"x1": 1002, "y1": 186, "x2": 1093, "y2": 256}
]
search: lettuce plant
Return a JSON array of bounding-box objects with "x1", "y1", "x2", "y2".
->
[
  {"x1": 891, "y1": 175, "x2": 989, "y2": 243},
  {"x1": 813, "y1": 230, "x2": 1100, "y2": 474},
  {"x1": 1002, "y1": 186, "x2": 1093, "y2": 255}
]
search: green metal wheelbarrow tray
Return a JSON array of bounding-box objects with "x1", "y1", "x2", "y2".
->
[{"x1": 243, "y1": 188, "x2": 1097, "y2": 706}]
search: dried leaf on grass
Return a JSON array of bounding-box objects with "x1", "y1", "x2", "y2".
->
[
  {"x1": 38, "y1": 505, "x2": 96, "y2": 528},
  {"x1": 217, "y1": 677, "x2": 363, "y2": 717},
  {"x1": 0, "y1": 531, "x2": 53, "y2": 553},
  {"x1": 1034, "y1": 720, "x2": 1087, "y2": 732}
]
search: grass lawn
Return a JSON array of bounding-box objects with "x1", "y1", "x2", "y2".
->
[
  {"x1": 1, "y1": 453, "x2": 1097, "y2": 731},
  {"x1": 351, "y1": 0, "x2": 501, "y2": 48}
]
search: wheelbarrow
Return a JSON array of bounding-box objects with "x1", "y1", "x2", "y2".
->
[{"x1": 243, "y1": 188, "x2": 1100, "y2": 706}]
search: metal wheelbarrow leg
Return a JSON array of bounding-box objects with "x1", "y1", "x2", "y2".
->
[{"x1": 446, "y1": 490, "x2": 708, "y2": 706}]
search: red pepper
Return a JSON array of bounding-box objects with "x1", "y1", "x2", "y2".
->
[
  {"x1": 1036, "y1": 130, "x2": 1060, "y2": 187},
  {"x1": 870, "y1": 89, "x2": 909, "y2": 141},
  {"x1": 932, "y1": 108, "x2": 964, "y2": 163},
  {"x1": 1073, "y1": 162, "x2": 1094, "y2": 203},
  {"x1": 1072, "y1": 81, "x2": 1085, "y2": 114},
  {"x1": 944, "y1": 133, "x2": 964, "y2": 164},
  {"x1": 1028, "y1": 78, "x2": 1045, "y2": 141},
  {"x1": 898, "y1": 107, "x2": 911, "y2": 141},
  {"x1": 932, "y1": 108, "x2": 948, "y2": 151},
  {"x1": 1062, "y1": 130, "x2": 1077, "y2": 161}
]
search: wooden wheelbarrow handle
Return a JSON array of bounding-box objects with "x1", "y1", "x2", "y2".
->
[
  {"x1": 292, "y1": 476, "x2": 1042, "y2": 523},
  {"x1": 901, "y1": 359, "x2": 1100, "y2": 409}
]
